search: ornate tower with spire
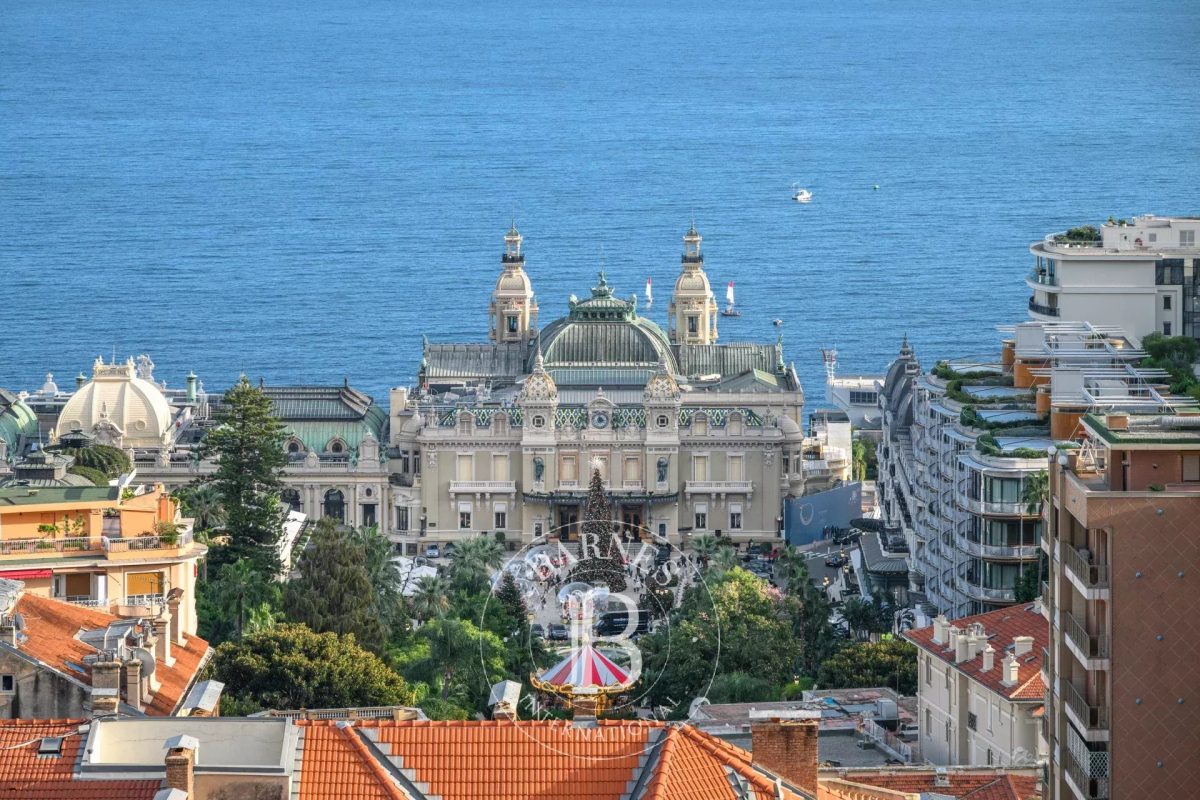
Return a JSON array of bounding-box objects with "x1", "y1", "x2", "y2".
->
[
  {"x1": 489, "y1": 223, "x2": 539, "y2": 343},
  {"x1": 668, "y1": 224, "x2": 719, "y2": 345}
]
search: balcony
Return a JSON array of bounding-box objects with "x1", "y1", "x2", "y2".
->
[
  {"x1": 684, "y1": 481, "x2": 754, "y2": 496},
  {"x1": 1063, "y1": 680, "x2": 1110, "y2": 741},
  {"x1": 448, "y1": 480, "x2": 516, "y2": 496},
  {"x1": 1064, "y1": 612, "x2": 1110, "y2": 667},
  {"x1": 958, "y1": 495, "x2": 1031, "y2": 516},
  {"x1": 1028, "y1": 296, "x2": 1061, "y2": 318},
  {"x1": 1041, "y1": 581, "x2": 1051, "y2": 613},
  {"x1": 102, "y1": 530, "x2": 195, "y2": 554},
  {"x1": 1062, "y1": 544, "x2": 1110, "y2": 599},
  {"x1": 1026, "y1": 270, "x2": 1060, "y2": 288},
  {"x1": 0, "y1": 531, "x2": 195, "y2": 558},
  {"x1": 960, "y1": 537, "x2": 1040, "y2": 560},
  {"x1": 959, "y1": 578, "x2": 1016, "y2": 603},
  {"x1": 53, "y1": 595, "x2": 108, "y2": 609},
  {"x1": 1065, "y1": 725, "x2": 1110, "y2": 800}
]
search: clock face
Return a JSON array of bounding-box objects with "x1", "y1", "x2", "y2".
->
[{"x1": 592, "y1": 411, "x2": 609, "y2": 429}]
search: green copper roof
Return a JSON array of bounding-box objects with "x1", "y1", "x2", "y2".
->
[{"x1": 0, "y1": 390, "x2": 39, "y2": 461}]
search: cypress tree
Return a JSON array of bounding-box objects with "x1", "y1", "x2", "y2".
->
[
  {"x1": 570, "y1": 469, "x2": 626, "y2": 591},
  {"x1": 198, "y1": 377, "x2": 288, "y2": 575},
  {"x1": 495, "y1": 571, "x2": 528, "y2": 624}
]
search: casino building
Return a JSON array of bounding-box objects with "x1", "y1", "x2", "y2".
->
[{"x1": 7, "y1": 225, "x2": 849, "y2": 554}]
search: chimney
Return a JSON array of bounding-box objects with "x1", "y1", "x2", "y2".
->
[
  {"x1": 488, "y1": 680, "x2": 521, "y2": 721},
  {"x1": 931, "y1": 614, "x2": 948, "y2": 645},
  {"x1": 981, "y1": 644, "x2": 995, "y2": 673},
  {"x1": 91, "y1": 658, "x2": 122, "y2": 716},
  {"x1": 945, "y1": 625, "x2": 960, "y2": 653},
  {"x1": 166, "y1": 593, "x2": 186, "y2": 646},
  {"x1": 163, "y1": 734, "x2": 199, "y2": 797},
  {"x1": 1012, "y1": 635, "x2": 1034, "y2": 656},
  {"x1": 954, "y1": 635, "x2": 971, "y2": 664},
  {"x1": 1001, "y1": 654, "x2": 1019, "y2": 687},
  {"x1": 750, "y1": 711, "x2": 821, "y2": 797},
  {"x1": 123, "y1": 658, "x2": 143, "y2": 713},
  {"x1": 153, "y1": 615, "x2": 174, "y2": 667}
]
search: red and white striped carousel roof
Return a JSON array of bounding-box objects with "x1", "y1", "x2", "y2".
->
[{"x1": 538, "y1": 643, "x2": 630, "y2": 689}]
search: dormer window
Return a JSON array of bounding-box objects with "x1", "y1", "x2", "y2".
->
[
  {"x1": 286, "y1": 439, "x2": 303, "y2": 454},
  {"x1": 329, "y1": 441, "x2": 344, "y2": 454}
]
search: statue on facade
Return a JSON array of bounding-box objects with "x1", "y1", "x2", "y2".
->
[
  {"x1": 533, "y1": 457, "x2": 545, "y2": 482},
  {"x1": 656, "y1": 457, "x2": 668, "y2": 483}
]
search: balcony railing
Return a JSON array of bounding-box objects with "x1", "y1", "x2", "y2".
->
[
  {"x1": 447, "y1": 480, "x2": 516, "y2": 495},
  {"x1": 1041, "y1": 580, "x2": 1051, "y2": 609},
  {"x1": 0, "y1": 537, "x2": 102, "y2": 556},
  {"x1": 684, "y1": 481, "x2": 754, "y2": 494},
  {"x1": 1028, "y1": 270, "x2": 1059, "y2": 287},
  {"x1": 959, "y1": 579, "x2": 1016, "y2": 602},
  {"x1": 960, "y1": 537, "x2": 1040, "y2": 560},
  {"x1": 123, "y1": 593, "x2": 165, "y2": 609},
  {"x1": 1065, "y1": 613, "x2": 1110, "y2": 660},
  {"x1": 1062, "y1": 545, "x2": 1110, "y2": 588},
  {"x1": 102, "y1": 530, "x2": 194, "y2": 553},
  {"x1": 1065, "y1": 725, "x2": 1110, "y2": 799},
  {"x1": 1064, "y1": 680, "x2": 1109, "y2": 733},
  {"x1": 53, "y1": 595, "x2": 108, "y2": 608},
  {"x1": 1028, "y1": 296, "x2": 1060, "y2": 317}
]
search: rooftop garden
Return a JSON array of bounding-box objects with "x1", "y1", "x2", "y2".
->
[
  {"x1": 1053, "y1": 225, "x2": 1101, "y2": 243},
  {"x1": 1140, "y1": 333, "x2": 1200, "y2": 402}
]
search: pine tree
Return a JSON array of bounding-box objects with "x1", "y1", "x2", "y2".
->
[
  {"x1": 284, "y1": 520, "x2": 388, "y2": 654},
  {"x1": 495, "y1": 571, "x2": 528, "y2": 624},
  {"x1": 199, "y1": 377, "x2": 288, "y2": 575},
  {"x1": 570, "y1": 469, "x2": 626, "y2": 591}
]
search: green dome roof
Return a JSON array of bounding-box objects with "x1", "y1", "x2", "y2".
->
[{"x1": 538, "y1": 274, "x2": 675, "y2": 371}]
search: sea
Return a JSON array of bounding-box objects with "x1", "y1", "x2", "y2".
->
[{"x1": 3, "y1": 0, "x2": 1199, "y2": 408}]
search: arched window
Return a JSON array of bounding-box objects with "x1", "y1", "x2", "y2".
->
[
  {"x1": 286, "y1": 439, "x2": 303, "y2": 455},
  {"x1": 323, "y1": 489, "x2": 345, "y2": 521},
  {"x1": 281, "y1": 488, "x2": 301, "y2": 512},
  {"x1": 327, "y1": 438, "x2": 346, "y2": 454}
]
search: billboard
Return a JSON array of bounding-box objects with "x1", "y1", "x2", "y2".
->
[{"x1": 783, "y1": 482, "x2": 863, "y2": 547}]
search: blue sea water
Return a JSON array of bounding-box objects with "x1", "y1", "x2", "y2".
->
[{"x1": 3, "y1": 0, "x2": 1199, "y2": 403}]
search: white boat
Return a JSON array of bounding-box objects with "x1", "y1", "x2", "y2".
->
[
  {"x1": 792, "y1": 184, "x2": 812, "y2": 203},
  {"x1": 721, "y1": 281, "x2": 741, "y2": 317},
  {"x1": 645, "y1": 277, "x2": 653, "y2": 309}
]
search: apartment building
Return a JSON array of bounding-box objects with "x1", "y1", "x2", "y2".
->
[
  {"x1": 906, "y1": 605, "x2": 1047, "y2": 769},
  {"x1": 1027, "y1": 214, "x2": 1200, "y2": 343},
  {"x1": 0, "y1": 483, "x2": 204, "y2": 636},
  {"x1": 877, "y1": 321, "x2": 1193, "y2": 620},
  {"x1": 1043, "y1": 412, "x2": 1200, "y2": 800}
]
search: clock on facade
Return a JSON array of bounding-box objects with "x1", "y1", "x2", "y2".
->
[{"x1": 591, "y1": 411, "x2": 609, "y2": 429}]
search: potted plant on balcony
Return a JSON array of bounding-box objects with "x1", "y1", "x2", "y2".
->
[{"x1": 154, "y1": 521, "x2": 181, "y2": 546}]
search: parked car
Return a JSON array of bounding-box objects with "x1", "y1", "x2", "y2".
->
[
  {"x1": 424, "y1": 544, "x2": 441, "y2": 559},
  {"x1": 825, "y1": 554, "x2": 848, "y2": 568},
  {"x1": 548, "y1": 623, "x2": 569, "y2": 641},
  {"x1": 529, "y1": 623, "x2": 546, "y2": 640},
  {"x1": 442, "y1": 543, "x2": 456, "y2": 558},
  {"x1": 747, "y1": 560, "x2": 773, "y2": 579},
  {"x1": 897, "y1": 723, "x2": 919, "y2": 741}
]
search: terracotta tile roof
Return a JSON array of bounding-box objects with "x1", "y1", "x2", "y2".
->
[
  {"x1": 12, "y1": 593, "x2": 211, "y2": 717},
  {"x1": 832, "y1": 770, "x2": 1040, "y2": 800},
  {"x1": 0, "y1": 719, "x2": 160, "y2": 799},
  {"x1": 295, "y1": 719, "x2": 811, "y2": 800},
  {"x1": 904, "y1": 604, "x2": 1047, "y2": 701}
]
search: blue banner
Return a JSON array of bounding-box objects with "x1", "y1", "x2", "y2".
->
[{"x1": 783, "y1": 482, "x2": 863, "y2": 547}]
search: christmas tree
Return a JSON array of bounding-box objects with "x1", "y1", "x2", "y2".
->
[{"x1": 569, "y1": 467, "x2": 626, "y2": 591}]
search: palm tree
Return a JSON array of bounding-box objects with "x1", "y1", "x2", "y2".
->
[
  {"x1": 212, "y1": 559, "x2": 269, "y2": 640},
  {"x1": 708, "y1": 546, "x2": 740, "y2": 578},
  {"x1": 421, "y1": 617, "x2": 481, "y2": 700},
  {"x1": 410, "y1": 575, "x2": 451, "y2": 623},
  {"x1": 1016, "y1": 469, "x2": 1050, "y2": 596},
  {"x1": 774, "y1": 545, "x2": 809, "y2": 594},
  {"x1": 449, "y1": 537, "x2": 504, "y2": 591},
  {"x1": 351, "y1": 525, "x2": 405, "y2": 622},
  {"x1": 840, "y1": 596, "x2": 878, "y2": 641},
  {"x1": 690, "y1": 534, "x2": 719, "y2": 568},
  {"x1": 183, "y1": 484, "x2": 226, "y2": 532}
]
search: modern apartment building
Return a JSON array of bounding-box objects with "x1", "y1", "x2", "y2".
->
[
  {"x1": 877, "y1": 321, "x2": 1193, "y2": 620},
  {"x1": 1043, "y1": 412, "x2": 1200, "y2": 800},
  {"x1": 1027, "y1": 214, "x2": 1200, "y2": 343},
  {"x1": 906, "y1": 605, "x2": 1047, "y2": 769}
]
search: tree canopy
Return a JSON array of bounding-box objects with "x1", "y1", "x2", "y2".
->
[
  {"x1": 817, "y1": 638, "x2": 918, "y2": 696},
  {"x1": 213, "y1": 624, "x2": 419, "y2": 713}
]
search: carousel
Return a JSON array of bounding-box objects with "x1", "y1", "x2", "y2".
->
[{"x1": 530, "y1": 641, "x2": 635, "y2": 716}]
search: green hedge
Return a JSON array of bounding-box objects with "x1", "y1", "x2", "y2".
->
[
  {"x1": 959, "y1": 406, "x2": 1046, "y2": 431},
  {"x1": 975, "y1": 434, "x2": 1052, "y2": 460},
  {"x1": 67, "y1": 465, "x2": 109, "y2": 486}
]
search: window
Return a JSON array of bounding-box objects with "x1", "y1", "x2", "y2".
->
[
  {"x1": 1164, "y1": 322, "x2": 1172, "y2": 336},
  {"x1": 926, "y1": 655, "x2": 932, "y2": 685},
  {"x1": 967, "y1": 712, "x2": 977, "y2": 731},
  {"x1": 506, "y1": 315, "x2": 518, "y2": 333},
  {"x1": 1182, "y1": 230, "x2": 1196, "y2": 247},
  {"x1": 1183, "y1": 455, "x2": 1200, "y2": 482},
  {"x1": 531, "y1": 415, "x2": 545, "y2": 428},
  {"x1": 849, "y1": 390, "x2": 877, "y2": 405},
  {"x1": 925, "y1": 709, "x2": 931, "y2": 733},
  {"x1": 414, "y1": 451, "x2": 421, "y2": 475},
  {"x1": 694, "y1": 504, "x2": 708, "y2": 530},
  {"x1": 729, "y1": 503, "x2": 743, "y2": 530},
  {"x1": 986, "y1": 749, "x2": 994, "y2": 766},
  {"x1": 396, "y1": 507, "x2": 409, "y2": 531},
  {"x1": 728, "y1": 455, "x2": 744, "y2": 482},
  {"x1": 0, "y1": 675, "x2": 12, "y2": 693},
  {"x1": 692, "y1": 455, "x2": 709, "y2": 481},
  {"x1": 287, "y1": 440, "x2": 301, "y2": 454},
  {"x1": 1164, "y1": 295, "x2": 1172, "y2": 310},
  {"x1": 458, "y1": 502, "x2": 472, "y2": 530},
  {"x1": 657, "y1": 414, "x2": 670, "y2": 428},
  {"x1": 687, "y1": 316, "x2": 698, "y2": 334},
  {"x1": 330, "y1": 441, "x2": 344, "y2": 454},
  {"x1": 492, "y1": 454, "x2": 509, "y2": 481},
  {"x1": 561, "y1": 455, "x2": 577, "y2": 483},
  {"x1": 945, "y1": 721, "x2": 951, "y2": 742},
  {"x1": 399, "y1": 451, "x2": 410, "y2": 473},
  {"x1": 456, "y1": 454, "x2": 474, "y2": 481},
  {"x1": 494, "y1": 509, "x2": 507, "y2": 530},
  {"x1": 533, "y1": 522, "x2": 543, "y2": 537},
  {"x1": 361, "y1": 504, "x2": 376, "y2": 527},
  {"x1": 1149, "y1": 232, "x2": 1158, "y2": 243}
]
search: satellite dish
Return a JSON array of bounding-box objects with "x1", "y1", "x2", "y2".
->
[
  {"x1": 131, "y1": 647, "x2": 156, "y2": 677},
  {"x1": 11, "y1": 613, "x2": 25, "y2": 632}
]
